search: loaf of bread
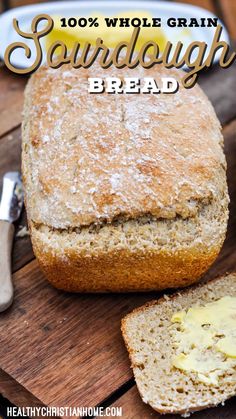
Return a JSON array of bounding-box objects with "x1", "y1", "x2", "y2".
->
[
  {"x1": 22, "y1": 63, "x2": 228, "y2": 292},
  {"x1": 121, "y1": 273, "x2": 236, "y2": 414}
]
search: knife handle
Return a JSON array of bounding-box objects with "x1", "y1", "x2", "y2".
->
[{"x1": 0, "y1": 220, "x2": 14, "y2": 312}]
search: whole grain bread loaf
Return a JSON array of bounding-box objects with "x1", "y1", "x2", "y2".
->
[
  {"x1": 121, "y1": 273, "x2": 236, "y2": 415},
  {"x1": 22, "y1": 63, "x2": 229, "y2": 292}
]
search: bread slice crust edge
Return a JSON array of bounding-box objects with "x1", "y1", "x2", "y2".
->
[{"x1": 121, "y1": 273, "x2": 236, "y2": 414}]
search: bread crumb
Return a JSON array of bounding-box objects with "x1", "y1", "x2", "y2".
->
[
  {"x1": 16, "y1": 226, "x2": 29, "y2": 238},
  {"x1": 122, "y1": 274, "x2": 236, "y2": 415}
]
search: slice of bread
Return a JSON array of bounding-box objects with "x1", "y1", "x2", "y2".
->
[{"x1": 121, "y1": 274, "x2": 236, "y2": 415}]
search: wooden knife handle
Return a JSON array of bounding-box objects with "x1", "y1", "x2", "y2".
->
[{"x1": 0, "y1": 220, "x2": 14, "y2": 312}]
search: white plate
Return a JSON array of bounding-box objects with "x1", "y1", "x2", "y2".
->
[{"x1": 0, "y1": 1, "x2": 230, "y2": 69}]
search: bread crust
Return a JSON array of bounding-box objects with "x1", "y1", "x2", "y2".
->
[
  {"x1": 30, "y1": 224, "x2": 219, "y2": 292},
  {"x1": 121, "y1": 274, "x2": 236, "y2": 414},
  {"x1": 23, "y1": 64, "x2": 226, "y2": 228}
]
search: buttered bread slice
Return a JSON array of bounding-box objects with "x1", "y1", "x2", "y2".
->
[{"x1": 122, "y1": 274, "x2": 236, "y2": 414}]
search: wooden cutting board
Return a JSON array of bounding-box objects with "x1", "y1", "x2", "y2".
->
[{"x1": 0, "y1": 46, "x2": 236, "y2": 419}]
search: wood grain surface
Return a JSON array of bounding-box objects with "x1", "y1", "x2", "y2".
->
[
  {"x1": 0, "y1": 69, "x2": 26, "y2": 138},
  {"x1": 0, "y1": 0, "x2": 236, "y2": 418},
  {"x1": 0, "y1": 63, "x2": 235, "y2": 418},
  {"x1": 219, "y1": 0, "x2": 236, "y2": 41},
  {"x1": 0, "y1": 260, "x2": 157, "y2": 415}
]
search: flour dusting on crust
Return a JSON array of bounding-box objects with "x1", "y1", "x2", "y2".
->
[{"x1": 22, "y1": 64, "x2": 226, "y2": 229}]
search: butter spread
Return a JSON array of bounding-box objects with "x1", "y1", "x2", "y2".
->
[
  {"x1": 46, "y1": 12, "x2": 167, "y2": 52},
  {"x1": 171, "y1": 296, "x2": 236, "y2": 385}
]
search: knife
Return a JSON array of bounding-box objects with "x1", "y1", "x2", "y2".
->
[{"x1": 0, "y1": 172, "x2": 24, "y2": 312}]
